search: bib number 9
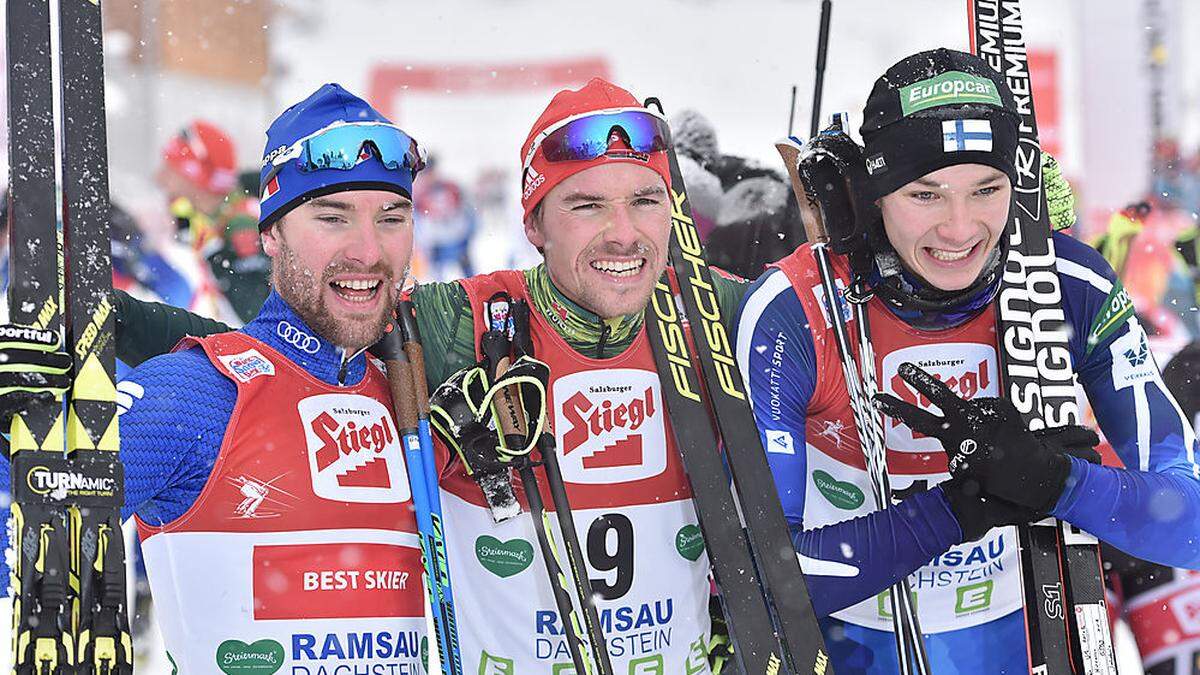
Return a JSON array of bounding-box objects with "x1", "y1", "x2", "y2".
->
[{"x1": 586, "y1": 513, "x2": 634, "y2": 600}]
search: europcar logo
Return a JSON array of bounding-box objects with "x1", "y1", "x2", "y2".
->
[{"x1": 900, "y1": 71, "x2": 1002, "y2": 116}]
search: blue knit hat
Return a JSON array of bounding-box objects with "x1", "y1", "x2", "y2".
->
[{"x1": 258, "y1": 83, "x2": 421, "y2": 230}]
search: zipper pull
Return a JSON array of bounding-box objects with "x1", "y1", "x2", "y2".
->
[{"x1": 337, "y1": 347, "x2": 349, "y2": 386}]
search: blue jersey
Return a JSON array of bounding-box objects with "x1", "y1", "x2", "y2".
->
[
  {"x1": 735, "y1": 233, "x2": 1200, "y2": 674},
  {"x1": 0, "y1": 291, "x2": 370, "y2": 588}
]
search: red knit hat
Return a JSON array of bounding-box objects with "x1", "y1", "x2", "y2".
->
[
  {"x1": 519, "y1": 78, "x2": 671, "y2": 221},
  {"x1": 162, "y1": 120, "x2": 239, "y2": 196}
]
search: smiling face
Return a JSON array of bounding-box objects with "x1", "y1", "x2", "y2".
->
[
  {"x1": 524, "y1": 162, "x2": 671, "y2": 319},
  {"x1": 261, "y1": 190, "x2": 413, "y2": 352},
  {"x1": 877, "y1": 163, "x2": 1012, "y2": 291}
]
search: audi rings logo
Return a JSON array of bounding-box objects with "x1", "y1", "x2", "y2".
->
[{"x1": 277, "y1": 321, "x2": 320, "y2": 354}]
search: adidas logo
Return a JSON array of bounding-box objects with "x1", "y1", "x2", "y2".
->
[{"x1": 522, "y1": 166, "x2": 545, "y2": 202}]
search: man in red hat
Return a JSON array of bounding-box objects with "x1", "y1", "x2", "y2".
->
[
  {"x1": 157, "y1": 119, "x2": 270, "y2": 322},
  {"x1": 89, "y1": 76, "x2": 746, "y2": 673},
  {"x1": 419, "y1": 77, "x2": 750, "y2": 674}
]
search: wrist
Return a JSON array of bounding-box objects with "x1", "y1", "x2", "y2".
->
[{"x1": 1035, "y1": 453, "x2": 1074, "y2": 514}]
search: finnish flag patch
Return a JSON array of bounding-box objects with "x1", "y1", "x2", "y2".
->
[{"x1": 942, "y1": 119, "x2": 992, "y2": 152}]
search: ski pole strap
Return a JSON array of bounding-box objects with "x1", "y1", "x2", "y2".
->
[{"x1": 477, "y1": 354, "x2": 549, "y2": 459}]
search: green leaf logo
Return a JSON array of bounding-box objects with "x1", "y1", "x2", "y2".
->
[
  {"x1": 475, "y1": 535, "x2": 534, "y2": 578},
  {"x1": 675, "y1": 524, "x2": 705, "y2": 561},
  {"x1": 215, "y1": 639, "x2": 285, "y2": 675},
  {"x1": 814, "y1": 470, "x2": 865, "y2": 510}
]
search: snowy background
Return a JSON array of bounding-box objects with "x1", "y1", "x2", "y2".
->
[
  {"x1": 5, "y1": 0, "x2": 1200, "y2": 258},
  {"x1": 2, "y1": 0, "x2": 1192, "y2": 671}
]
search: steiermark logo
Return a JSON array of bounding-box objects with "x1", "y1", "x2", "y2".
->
[
  {"x1": 955, "y1": 580, "x2": 995, "y2": 614},
  {"x1": 900, "y1": 71, "x2": 1002, "y2": 116},
  {"x1": 813, "y1": 470, "x2": 865, "y2": 510},
  {"x1": 475, "y1": 535, "x2": 534, "y2": 578},
  {"x1": 215, "y1": 639, "x2": 285, "y2": 675},
  {"x1": 675, "y1": 524, "x2": 705, "y2": 561},
  {"x1": 479, "y1": 650, "x2": 515, "y2": 675},
  {"x1": 421, "y1": 636, "x2": 429, "y2": 673}
]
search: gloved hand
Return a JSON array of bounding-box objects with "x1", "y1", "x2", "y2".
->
[
  {"x1": 0, "y1": 323, "x2": 71, "y2": 423},
  {"x1": 796, "y1": 117, "x2": 874, "y2": 255},
  {"x1": 429, "y1": 362, "x2": 504, "y2": 477},
  {"x1": 941, "y1": 423, "x2": 1102, "y2": 541},
  {"x1": 1042, "y1": 152, "x2": 1077, "y2": 232},
  {"x1": 940, "y1": 476, "x2": 1037, "y2": 542},
  {"x1": 875, "y1": 362, "x2": 1099, "y2": 515}
]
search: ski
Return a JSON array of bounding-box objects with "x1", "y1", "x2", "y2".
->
[
  {"x1": 7, "y1": 0, "x2": 74, "y2": 670},
  {"x1": 58, "y1": 0, "x2": 132, "y2": 670},
  {"x1": 7, "y1": 0, "x2": 131, "y2": 671},
  {"x1": 967, "y1": 1, "x2": 1118, "y2": 673},
  {"x1": 641, "y1": 98, "x2": 832, "y2": 675}
]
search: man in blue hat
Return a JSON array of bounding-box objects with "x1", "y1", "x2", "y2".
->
[{"x1": 0, "y1": 83, "x2": 432, "y2": 673}]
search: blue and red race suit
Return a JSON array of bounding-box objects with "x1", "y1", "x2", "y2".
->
[{"x1": 735, "y1": 233, "x2": 1200, "y2": 674}]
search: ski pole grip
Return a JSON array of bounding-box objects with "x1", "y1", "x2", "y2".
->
[
  {"x1": 378, "y1": 322, "x2": 419, "y2": 430},
  {"x1": 396, "y1": 301, "x2": 431, "y2": 415},
  {"x1": 481, "y1": 331, "x2": 528, "y2": 443},
  {"x1": 775, "y1": 139, "x2": 831, "y2": 244}
]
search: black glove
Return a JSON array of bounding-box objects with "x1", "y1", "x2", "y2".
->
[
  {"x1": 941, "y1": 422, "x2": 1103, "y2": 542},
  {"x1": 0, "y1": 324, "x2": 72, "y2": 422},
  {"x1": 429, "y1": 362, "x2": 505, "y2": 476},
  {"x1": 940, "y1": 476, "x2": 1038, "y2": 542},
  {"x1": 875, "y1": 362, "x2": 1098, "y2": 514},
  {"x1": 796, "y1": 117, "x2": 875, "y2": 255}
]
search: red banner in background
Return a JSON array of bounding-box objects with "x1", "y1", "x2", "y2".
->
[
  {"x1": 367, "y1": 57, "x2": 612, "y2": 119},
  {"x1": 1029, "y1": 49, "x2": 1060, "y2": 158}
]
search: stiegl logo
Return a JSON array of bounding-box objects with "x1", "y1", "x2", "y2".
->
[
  {"x1": 299, "y1": 393, "x2": 410, "y2": 504},
  {"x1": 554, "y1": 370, "x2": 668, "y2": 485},
  {"x1": 27, "y1": 465, "x2": 116, "y2": 498}
]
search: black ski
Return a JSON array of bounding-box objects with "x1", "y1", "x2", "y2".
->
[
  {"x1": 7, "y1": 0, "x2": 131, "y2": 671},
  {"x1": 968, "y1": 1, "x2": 1117, "y2": 673},
  {"x1": 58, "y1": 0, "x2": 132, "y2": 671},
  {"x1": 7, "y1": 0, "x2": 74, "y2": 670},
  {"x1": 641, "y1": 98, "x2": 831, "y2": 675}
]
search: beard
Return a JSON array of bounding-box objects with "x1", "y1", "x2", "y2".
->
[{"x1": 271, "y1": 236, "x2": 400, "y2": 353}]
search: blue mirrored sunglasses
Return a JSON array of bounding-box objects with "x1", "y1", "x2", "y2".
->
[
  {"x1": 529, "y1": 109, "x2": 670, "y2": 169},
  {"x1": 263, "y1": 122, "x2": 425, "y2": 188}
]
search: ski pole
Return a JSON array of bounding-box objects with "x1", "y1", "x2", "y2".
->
[
  {"x1": 809, "y1": 0, "x2": 833, "y2": 138},
  {"x1": 378, "y1": 321, "x2": 459, "y2": 675},
  {"x1": 396, "y1": 300, "x2": 464, "y2": 675},
  {"x1": 481, "y1": 329, "x2": 596, "y2": 675},
  {"x1": 776, "y1": 133, "x2": 931, "y2": 675},
  {"x1": 510, "y1": 300, "x2": 614, "y2": 675},
  {"x1": 788, "y1": 84, "x2": 799, "y2": 137}
]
